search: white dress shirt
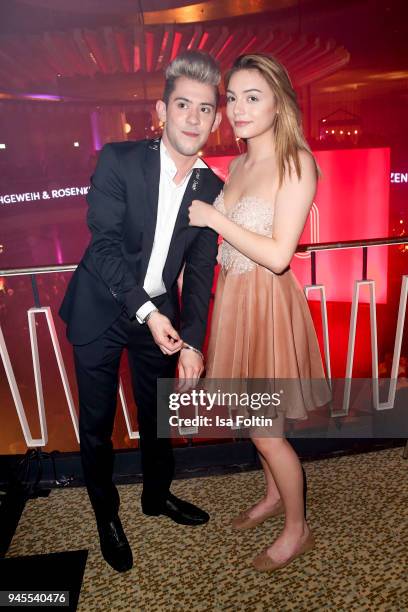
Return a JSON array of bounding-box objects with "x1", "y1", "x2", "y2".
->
[{"x1": 136, "y1": 140, "x2": 206, "y2": 323}]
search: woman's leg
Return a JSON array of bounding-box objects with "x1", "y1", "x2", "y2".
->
[
  {"x1": 232, "y1": 413, "x2": 284, "y2": 525},
  {"x1": 243, "y1": 451, "x2": 281, "y2": 518},
  {"x1": 251, "y1": 428, "x2": 311, "y2": 562}
]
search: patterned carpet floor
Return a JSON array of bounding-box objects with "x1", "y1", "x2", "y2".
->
[{"x1": 6, "y1": 447, "x2": 408, "y2": 612}]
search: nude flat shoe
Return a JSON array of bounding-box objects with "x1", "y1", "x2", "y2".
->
[
  {"x1": 231, "y1": 499, "x2": 285, "y2": 530},
  {"x1": 252, "y1": 530, "x2": 316, "y2": 572}
]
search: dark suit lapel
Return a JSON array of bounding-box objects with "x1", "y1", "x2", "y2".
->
[
  {"x1": 162, "y1": 166, "x2": 203, "y2": 289},
  {"x1": 140, "y1": 139, "x2": 161, "y2": 281}
]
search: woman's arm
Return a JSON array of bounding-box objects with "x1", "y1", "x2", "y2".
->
[{"x1": 189, "y1": 151, "x2": 316, "y2": 274}]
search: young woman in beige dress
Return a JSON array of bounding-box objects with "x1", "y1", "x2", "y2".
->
[{"x1": 188, "y1": 53, "x2": 331, "y2": 572}]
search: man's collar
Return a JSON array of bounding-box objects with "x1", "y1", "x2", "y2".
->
[
  {"x1": 160, "y1": 139, "x2": 206, "y2": 181},
  {"x1": 193, "y1": 156, "x2": 207, "y2": 169}
]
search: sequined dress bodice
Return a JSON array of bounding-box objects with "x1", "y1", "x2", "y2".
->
[{"x1": 214, "y1": 190, "x2": 274, "y2": 274}]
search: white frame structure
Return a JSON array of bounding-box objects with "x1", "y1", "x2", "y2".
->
[
  {"x1": 0, "y1": 306, "x2": 139, "y2": 447},
  {"x1": 303, "y1": 276, "x2": 408, "y2": 417},
  {"x1": 304, "y1": 283, "x2": 332, "y2": 384},
  {"x1": 0, "y1": 267, "x2": 407, "y2": 447}
]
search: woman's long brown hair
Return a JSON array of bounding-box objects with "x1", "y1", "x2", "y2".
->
[{"x1": 225, "y1": 53, "x2": 319, "y2": 187}]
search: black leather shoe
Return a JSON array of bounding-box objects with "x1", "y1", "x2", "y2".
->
[
  {"x1": 143, "y1": 493, "x2": 209, "y2": 526},
  {"x1": 97, "y1": 516, "x2": 133, "y2": 572}
]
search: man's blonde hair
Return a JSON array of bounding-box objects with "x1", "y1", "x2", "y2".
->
[{"x1": 163, "y1": 51, "x2": 221, "y2": 106}]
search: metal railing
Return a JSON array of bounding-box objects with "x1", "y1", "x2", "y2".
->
[{"x1": 1, "y1": 236, "x2": 407, "y2": 454}]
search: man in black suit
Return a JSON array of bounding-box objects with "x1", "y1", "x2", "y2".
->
[{"x1": 59, "y1": 51, "x2": 223, "y2": 572}]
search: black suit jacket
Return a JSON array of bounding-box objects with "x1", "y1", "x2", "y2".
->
[{"x1": 59, "y1": 138, "x2": 223, "y2": 347}]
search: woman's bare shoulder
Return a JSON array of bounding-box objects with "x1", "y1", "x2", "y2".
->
[
  {"x1": 226, "y1": 154, "x2": 245, "y2": 185},
  {"x1": 229, "y1": 154, "x2": 245, "y2": 173},
  {"x1": 286, "y1": 149, "x2": 317, "y2": 185}
]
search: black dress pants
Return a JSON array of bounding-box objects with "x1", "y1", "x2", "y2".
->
[{"x1": 73, "y1": 304, "x2": 178, "y2": 522}]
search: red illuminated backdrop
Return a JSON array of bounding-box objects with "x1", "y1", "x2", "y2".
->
[
  {"x1": 206, "y1": 148, "x2": 390, "y2": 303},
  {"x1": 0, "y1": 1, "x2": 406, "y2": 459},
  {"x1": 0, "y1": 148, "x2": 397, "y2": 454}
]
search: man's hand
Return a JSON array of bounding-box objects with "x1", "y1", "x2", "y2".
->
[
  {"x1": 147, "y1": 311, "x2": 183, "y2": 355},
  {"x1": 178, "y1": 347, "x2": 204, "y2": 391}
]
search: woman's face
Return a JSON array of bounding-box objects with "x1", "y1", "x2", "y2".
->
[{"x1": 226, "y1": 68, "x2": 278, "y2": 140}]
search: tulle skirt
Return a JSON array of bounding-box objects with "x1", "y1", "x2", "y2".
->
[{"x1": 205, "y1": 265, "x2": 331, "y2": 420}]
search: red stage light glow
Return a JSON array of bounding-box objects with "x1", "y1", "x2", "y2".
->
[{"x1": 205, "y1": 148, "x2": 390, "y2": 303}]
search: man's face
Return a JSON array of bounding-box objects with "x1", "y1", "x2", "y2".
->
[{"x1": 156, "y1": 76, "x2": 221, "y2": 159}]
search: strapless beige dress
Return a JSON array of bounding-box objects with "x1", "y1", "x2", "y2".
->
[{"x1": 205, "y1": 191, "x2": 331, "y2": 420}]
